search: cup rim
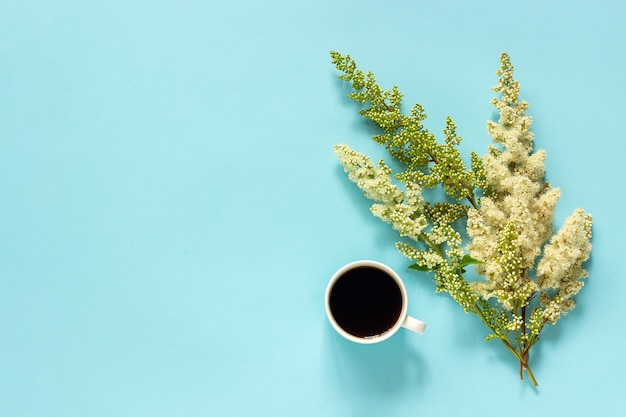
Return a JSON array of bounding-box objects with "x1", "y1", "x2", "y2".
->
[{"x1": 325, "y1": 260, "x2": 409, "y2": 344}]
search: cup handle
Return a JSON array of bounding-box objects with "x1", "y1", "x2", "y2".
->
[{"x1": 402, "y1": 315, "x2": 426, "y2": 335}]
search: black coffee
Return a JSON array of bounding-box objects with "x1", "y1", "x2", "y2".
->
[{"x1": 329, "y1": 266, "x2": 403, "y2": 338}]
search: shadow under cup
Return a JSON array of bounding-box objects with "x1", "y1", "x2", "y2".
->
[{"x1": 326, "y1": 261, "x2": 423, "y2": 343}]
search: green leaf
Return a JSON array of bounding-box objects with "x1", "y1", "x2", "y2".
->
[
  {"x1": 459, "y1": 254, "x2": 485, "y2": 268},
  {"x1": 408, "y1": 263, "x2": 430, "y2": 272}
]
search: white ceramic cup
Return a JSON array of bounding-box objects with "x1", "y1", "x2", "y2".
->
[{"x1": 325, "y1": 260, "x2": 426, "y2": 344}]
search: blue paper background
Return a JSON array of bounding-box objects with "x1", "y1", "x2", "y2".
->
[{"x1": 1, "y1": 0, "x2": 625, "y2": 415}]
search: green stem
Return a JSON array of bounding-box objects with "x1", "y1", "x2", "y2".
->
[
  {"x1": 472, "y1": 302, "x2": 539, "y2": 386},
  {"x1": 418, "y1": 232, "x2": 441, "y2": 255},
  {"x1": 521, "y1": 357, "x2": 538, "y2": 387},
  {"x1": 465, "y1": 192, "x2": 479, "y2": 210}
]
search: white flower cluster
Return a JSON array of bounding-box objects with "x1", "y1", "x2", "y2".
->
[
  {"x1": 470, "y1": 221, "x2": 537, "y2": 311},
  {"x1": 467, "y1": 58, "x2": 592, "y2": 322},
  {"x1": 537, "y1": 208, "x2": 593, "y2": 323},
  {"x1": 397, "y1": 243, "x2": 445, "y2": 269},
  {"x1": 469, "y1": 121, "x2": 561, "y2": 271},
  {"x1": 333, "y1": 144, "x2": 403, "y2": 205},
  {"x1": 333, "y1": 144, "x2": 427, "y2": 241}
]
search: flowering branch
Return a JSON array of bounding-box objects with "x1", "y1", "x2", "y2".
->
[{"x1": 331, "y1": 51, "x2": 593, "y2": 386}]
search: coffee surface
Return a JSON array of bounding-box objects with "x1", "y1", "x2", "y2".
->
[{"x1": 329, "y1": 266, "x2": 403, "y2": 338}]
